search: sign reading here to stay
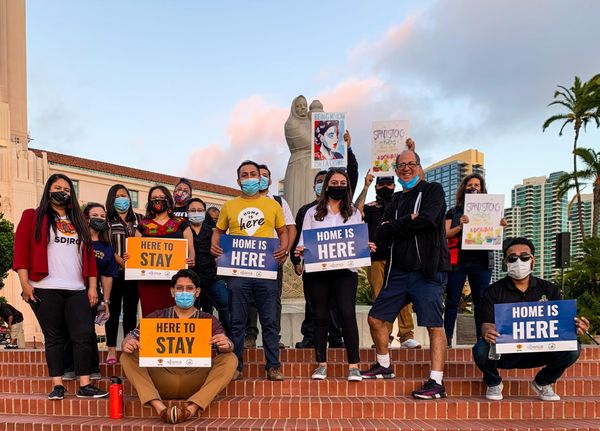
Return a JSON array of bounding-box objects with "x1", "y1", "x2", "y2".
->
[{"x1": 125, "y1": 237, "x2": 188, "y2": 280}]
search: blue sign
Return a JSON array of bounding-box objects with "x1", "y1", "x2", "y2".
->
[
  {"x1": 217, "y1": 235, "x2": 279, "y2": 279},
  {"x1": 494, "y1": 299, "x2": 578, "y2": 354},
  {"x1": 303, "y1": 224, "x2": 371, "y2": 272}
]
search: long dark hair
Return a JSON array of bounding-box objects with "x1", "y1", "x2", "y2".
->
[
  {"x1": 455, "y1": 173, "x2": 487, "y2": 208},
  {"x1": 34, "y1": 173, "x2": 92, "y2": 247},
  {"x1": 145, "y1": 185, "x2": 175, "y2": 219},
  {"x1": 106, "y1": 184, "x2": 137, "y2": 223},
  {"x1": 314, "y1": 168, "x2": 354, "y2": 222},
  {"x1": 83, "y1": 202, "x2": 110, "y2": 244}
]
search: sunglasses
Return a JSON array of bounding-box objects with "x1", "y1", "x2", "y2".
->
[{"x1": 506, "y1": 253, "x2": 533, "y2": 263}]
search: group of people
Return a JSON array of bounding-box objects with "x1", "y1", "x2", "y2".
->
[{"x1": 9, "y1": 133, "x2": 592, "y2": 423}]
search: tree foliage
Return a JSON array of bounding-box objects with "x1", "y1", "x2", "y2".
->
[{"x1": 0, "y1": 207, "x2": 15, "y2": 290}]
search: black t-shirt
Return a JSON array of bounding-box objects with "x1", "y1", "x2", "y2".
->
[
  {"x1": 191, "y1": 222, "x2": 218, "y2": 289},
  {"x1": 481, "y1": 276, "x2": 562, "y2": 324},
  {"x1": 363, "y1": 199, "x2": 391, "y2": 261},
  {"x1": 445, "y1": 206, "x2": 488, "y2": 266},
  {"x1": 0, "y1": 303, "x2": 24, "y2": 324},
  {"x1": 173, "y1": 202, "x2": 189, "y2": 219}
]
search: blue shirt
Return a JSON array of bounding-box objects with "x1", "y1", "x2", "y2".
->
[{"x1": 92, "y1": 240, "x2": 119, "y2": 278}]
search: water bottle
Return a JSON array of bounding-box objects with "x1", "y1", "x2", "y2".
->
[
  {"x1": 488, "y1": 343, "x2": 501, "y2": 360},
  {"x1": 109, "y1": 377, "x2": 124, "y2": 419}
]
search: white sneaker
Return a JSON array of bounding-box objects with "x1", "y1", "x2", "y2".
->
[
  {"x1": 347, "y1": 368, "x2": 363, "y2": 382},
  {"x1": 486, "y1": 382, "x2": 503, "y2": 400},
  {"x1": 400, "y1": 339, "x2": 422, "y2": 349},
  {"x1": 311, "y1": 365, "x2": 327, "y2": 380},
  {"x1": 531, "y1": 380, "x2": 560, "y2": 401}
]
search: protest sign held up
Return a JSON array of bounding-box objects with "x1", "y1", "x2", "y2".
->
[
  {"x1": 311, "y1": 111, "x2": 347, "y2": 169},
  {"x1": 494, "y1": 299, "x2": 578, "y2": 354},
  {"x1": 371, "y1": 120, "x2": 409, "y2": 176},
  {"x1": 462, "y1": 193, "x2": 504, "y2": 250},
  {"x1": 125, "y1": 237, "x2": 188, "y2": 280},
  {"x1": 303, "y1": 224, "x2": 371, "y2": 272},
  {"x1": 217, "y1": 234, "x2": 279, "y2": 279}
]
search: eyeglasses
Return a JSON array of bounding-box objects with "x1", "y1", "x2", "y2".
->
[
  {"x1": 397, "y1": 162, "x2": 420, "y2": 170},
  {"x1": 506, "y1": 253, "x2": 533, "y2": 263}
]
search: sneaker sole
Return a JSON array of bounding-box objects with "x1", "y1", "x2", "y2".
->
[
  {"x1": 312, "y1": 375, "x2": 327, "y2": 380},
  {"x1": 486, "y1": 395, "x2": 503, "y2": 401},
  {"x1": 348, "y1": 376, "x2": 363, "y2": 382},
  {"x1": 48, "y1": 395, "x2": 64, "y2": 400},
  {"x1": 76, "y1": 393, "x2": 109, "y2": 399},
  {"x1": 530, "y1": 382, "x2": 561, "y2": 401},
  {"x1": 412, "y1": 391, "x2": 447, "y2": 400},
  {"x1": 361, "y1": 373, "x2": 396, "y2": 380}
]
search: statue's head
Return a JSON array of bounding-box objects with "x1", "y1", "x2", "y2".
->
[
  {"x1": 309, "y1": 99, "x2": 324, "y2": 113},
  {"x1": 291, "y1": 95, "x2": 308, "y2": 118}
]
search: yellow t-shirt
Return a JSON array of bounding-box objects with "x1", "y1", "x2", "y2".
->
[{"x1": 216, "y1": 196, "x2": 285, "y2": 238}]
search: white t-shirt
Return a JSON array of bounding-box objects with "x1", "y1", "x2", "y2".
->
[
  {"x1": 30, "y1": 217, "x2": 86, "y2": 291},
  {"x1": 267, "y1": 194, "x2": 295, "y2": 225}
]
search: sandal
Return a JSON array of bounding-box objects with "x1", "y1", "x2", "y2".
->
[
  {"x1": 105, "y1": 357, "x2": 118, "y2": 365},
  {"x1": 159, "y1": 406, "x2": 192, "y2": 424}
]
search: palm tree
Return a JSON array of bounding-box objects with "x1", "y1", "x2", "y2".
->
[{"x1": 543, "y1": 76, "x2": 600, "y2": 240}]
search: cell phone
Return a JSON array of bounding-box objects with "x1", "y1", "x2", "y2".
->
[{"x1": 29, "y1": 296, "x2": 42, "y2": 310}]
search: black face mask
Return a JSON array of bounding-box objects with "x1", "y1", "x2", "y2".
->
[
  {"x1": 151, "y1": 198, "x2": 169, "y2": 214},
  {"x1": 89, "y1": 217, "x2": 107, "y2": 232},
  {"x1": 376, "y1": 187, "x2": 394, "y2": 201},
  {"x1": 327, "y1": 186, "x2": 347, "y2": 201},
  {"x1": 50, "y1": 191, "x2": 70, "y2": 207},
  {"x1": 465, "y1": 188, "x2": 479, "y2": 194}
]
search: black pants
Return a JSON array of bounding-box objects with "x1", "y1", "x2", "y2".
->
[
  {"x1": 64, "y1": 293, "x2": 100, "y2": 375},
  {"x1": 245, "y1": 267, "x2": 283, "y2": 341},
  {"x1": 31, "y1": 289, "x2": 96, "y2": 377},
  {"x1": 305, "y1": 270, "x2": 360, "y2": 364},
  {"x1": 105, "y1": 273, "x2": 139, "y2": 347},
  {"x1": 300, "y1": 272, "x2": 343, "y2": 343}
]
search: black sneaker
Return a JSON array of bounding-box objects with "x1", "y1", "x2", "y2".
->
[
  {"x1": 295, "y1": 339, "x2": 314, "y2": 348},
  {"x1": 360, "y1": 362, "x2": 395, "y2": 379},
  {"x1": 76, "y1": 384, "x2": 108, "y2": 398},
  {"x1": 48, "y1": 385, "x2": 65, "y2": 400},
  {"x1": 412, "y1": 378, "x2": 447, "y2": 399}
]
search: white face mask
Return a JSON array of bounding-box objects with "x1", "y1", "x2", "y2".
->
[{"x1": 507, "y1": 259, "x2": 532, "y2": 280}]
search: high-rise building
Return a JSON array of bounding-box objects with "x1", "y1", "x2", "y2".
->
[
  {"x1": 491, "y1": 206, "x2": 522, "y2": 282},
  {"x1": 424, "y1": 149, "x2": 485, "y2": 209},
  {"x1": 568, "y1": 193, "x2": 597, "y2": 258}
]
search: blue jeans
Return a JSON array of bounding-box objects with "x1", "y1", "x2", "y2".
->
[
  {"x1": 194, "y1": 279, "x2": 231, "y2": 336},
  {"x1": 444, "y1": 261, "x2": 492, "y2": 342},
  {"x1": 472, "y1": 339, "x2": 581, "y2": 387},
  {"x1": 227, "y1": 277, "x2": 280, "y2": 371}
]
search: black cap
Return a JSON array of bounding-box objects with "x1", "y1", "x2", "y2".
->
[{"x1": 375, "y1": 176, "x2": 395, "y2": 185}]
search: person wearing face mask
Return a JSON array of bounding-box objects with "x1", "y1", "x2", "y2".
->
[
  {"x1": 104, "y1": 184, "x2": 142, "y2": 364},
  {"x1": 186, "y1": 198, "x2": 230, "y2": 335},
  {"x1": 134, "y1": 185, "x2": 195, "y2": 316},
  {"x1": 173, "y1": 178, "x2": 193, "y2": 218},
  {"x1": 474, "y1": 237, "x2": 590, "y2": 402},
  {"x1": 211, "y1": 160, "x2": 289, "y2": 381},
  {"x1": 295, "y1": 168, "x2": 376, "y2": 382},
  {"x1": 290, "y1": 170, "x2": 345, "y2": 349},
  {"x1": 12, "y1": 174, "x2": 108, "y2": 400},
  {"x1": 444, "y1": 174, "x2": 508, "y2": 346},
  {"x1": 120, "y1": 269, "x2": 237, "y2": 424},
  {"x1": 363, "y1": 150, "x2": 450, "y2": 400}
]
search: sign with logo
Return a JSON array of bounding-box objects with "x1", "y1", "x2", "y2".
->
[
  {"x1": 139, "y1": 318, "x2": 212, "y2": 367},
  {"x1": 311, "y1": 111, "x2": 347, "y2": 169},
  {"x1": 125, "y1": 237, "x2": 188, "y2": 280},
  {"x1": 462, "y1": 194, "x2": 504, "y2": 250},
  {"x1": 371, "y1": 120, "x2": 409, "y2": 176},
  {"x1": 217, "y1": 234, "x2": 279, "y2": 279},
  {"x1": 303, "y1": 224, "x2": 371, "y2": 272},
  {"x1": 494, "y1": 300, "x2": 578, "y2": 354}
]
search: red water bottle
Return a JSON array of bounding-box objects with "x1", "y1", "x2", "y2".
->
[{"x1": 109, "y1": 377, "x2": 123, "y2": 419}]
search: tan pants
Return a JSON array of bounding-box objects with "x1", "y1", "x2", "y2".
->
[
  {"x1": 10, "y1": 321, "x2": 26, "y2": 348},
  {"x1": 367, "y1": 260, "x2": 415, "y2": 341},
  {"x1": 121, "y1": 351, "x2": 238, "y2": 411}
]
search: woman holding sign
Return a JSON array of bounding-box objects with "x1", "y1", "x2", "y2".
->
[
  {"x1": 134, "y1": 185, "x2": 195, "y2": 316},
  {"x1": 444, "y1": 173, "x2": 507, "y2": 345},
  {"x1": 296, "y1": 168, "x2": 375, "y2": 382}
]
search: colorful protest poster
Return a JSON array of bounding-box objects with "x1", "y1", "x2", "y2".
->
[
  {"x1": 371, "y1": 120, "x2": 409, "y2": 176},
  {"x1": 217, "y1": 234, "x2": 279, "y2": 279},
  {"x1": 494, "y1": 300, "x2": 578, "y2": 354},
  {"x1": 311, "y1": 111, "x2": 347, "y2": 169},
  {"x1": 461, "y1": 194, "x2": 504, "y2": 250},
  {"x1": 303, "y1": 224, "x2": 371, "y2": 272},
  {"x1": 139, "y1": 318, "x2": 212, "y2": 367},
  {"x1": 125, "y1": 237, "x2": 188, "y2": 280}
]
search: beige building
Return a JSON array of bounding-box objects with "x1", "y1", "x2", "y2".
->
[{"x1": 0, "y1": 0, "x2": 238, "y2": 341}]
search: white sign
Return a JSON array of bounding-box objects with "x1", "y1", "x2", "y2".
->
[
  {"x1": 371, "y1": 120, "x2": 409, "y2": 176},
  {"x1": 461, "y1": 194, "x2": 504, "y2": 250},
  {"x1": 311, "y1": 112, "x2": 347, "y2": 169}
]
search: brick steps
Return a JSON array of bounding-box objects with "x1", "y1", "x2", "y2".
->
[
  {"x1": 1, "y1": 415, "x2": 599, "y2": 431},
  {"x1": 1, "y1": 393, "x2": 599, "y2": 420},
  {"x1": 2, "y1": 376, "x2": 600, "y2": 398}
]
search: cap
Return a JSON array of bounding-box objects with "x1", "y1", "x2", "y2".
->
[{"x1": 375, "y1": 176, "x2": 395, "y2": 185}]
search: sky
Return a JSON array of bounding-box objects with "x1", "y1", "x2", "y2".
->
[{"x1": 25, "y1": 0, "x2": 600, "y2": 205}]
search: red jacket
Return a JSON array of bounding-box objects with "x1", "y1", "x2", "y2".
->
[{"x1": 12, "y1": 208, "x2": 97, "y2": 283}]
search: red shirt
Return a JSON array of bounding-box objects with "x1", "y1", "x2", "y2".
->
[{"x1": 12, "y1": 208, "x2": 97, "y2": 283}]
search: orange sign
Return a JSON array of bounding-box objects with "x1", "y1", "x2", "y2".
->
[
  {"x1": 139, "y1": 318, "x2": 212, "y2": 367},
  {"x1": 125, "y1": 237, "x2": 188, "y2": 280}
]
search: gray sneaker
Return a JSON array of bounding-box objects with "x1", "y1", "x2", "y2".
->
[
  {"x1": 90, "y1": 372, "x2": 102, "y2": 380},
  {"x1": 486, "y1": 382, "x2": 503, "y2": 400},
  {"x1": 347, "y1": 368, "x2": 363, "y2": 382},
  {"x1": 62, "y1": 371, "x2": 76, "y2": 381},
  {"x1": 311, "y1": 365, "x2": 327, "y2": 380},
  {"x1": 531, "y1": 380, "x2": 560, "y2": 401}
]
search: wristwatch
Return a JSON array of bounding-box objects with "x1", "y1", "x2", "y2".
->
[{"x1": 104, "y1": 300, "x2": 111, "y2": 305}]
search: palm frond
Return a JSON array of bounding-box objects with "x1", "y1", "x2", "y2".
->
[{"x1": 542, "y1": 114, "x2": 570, "y2": 132}]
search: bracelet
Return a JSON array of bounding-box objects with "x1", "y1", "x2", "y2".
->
[{"x1": 104, "y1": 300, "x2": 111, "y2": 305}]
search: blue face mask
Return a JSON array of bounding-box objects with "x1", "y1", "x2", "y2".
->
[
  {"x1": 398, "y1": 175, "x2": 420, "y2": 190},
  {"x1": 174, "y1": 291, "x2": 195, "y2": 309},
  {"x1": 259, "y1": 175, "x2": 269, "y2": 191},
  {"x1": 240, "y1": 178, "x2": 260, "y2": 196},
  {"x1": 315, "y1": 182, "x2": 323, "y2": 197},
  {"x1": 114, "y1": 196, "x2": 130, "y2": 213},
  {"x1": 188, "y1": 211, "x2": 206, "y2": 225}
]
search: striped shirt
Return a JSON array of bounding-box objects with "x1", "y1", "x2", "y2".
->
[{"x1": 108, "y1": 213, "x2": 142, "y2": 258}]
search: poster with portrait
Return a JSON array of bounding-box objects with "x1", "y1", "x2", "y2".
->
[
  {"x1": 311, "y1": 112, "x2": 347, "y2": 169},
  {"x1": 371, "y1": 120, "x2": 409, "y2": 176},
  {"x1": 461, "y1": 194, "x2": 505, "y2": 250}
]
